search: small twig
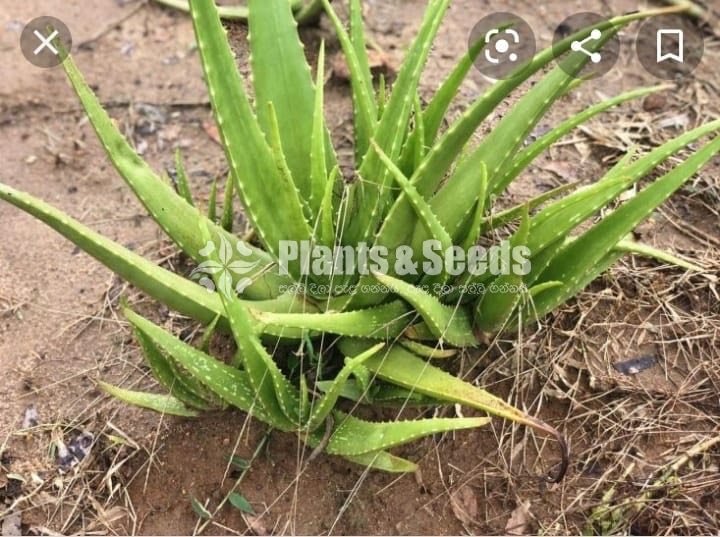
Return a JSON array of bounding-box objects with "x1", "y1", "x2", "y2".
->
[{"x1": 305, "y1": 415, "x2": 334, "y2": 466}]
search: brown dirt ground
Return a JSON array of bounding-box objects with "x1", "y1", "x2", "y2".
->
[{"x1": 1, "y1": 0, "x2": 719, "y2": 535}]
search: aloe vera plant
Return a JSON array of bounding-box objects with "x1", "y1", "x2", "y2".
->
[{"x1": 2, "y1": 0, "x2": 716, "y2": 482}]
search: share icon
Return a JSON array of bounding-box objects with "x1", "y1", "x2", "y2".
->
[{"x1": 571, "y1": 29, "x2": 603, "y2": 63}]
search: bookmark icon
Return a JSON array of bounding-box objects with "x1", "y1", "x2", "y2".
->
[{"x1": 657, "y1": 29, "x2": 684, "y2": 63}]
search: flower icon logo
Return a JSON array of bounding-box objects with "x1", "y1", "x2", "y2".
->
[{"x1": 190, "y1": 235, "x2": 260, "y2": 298}]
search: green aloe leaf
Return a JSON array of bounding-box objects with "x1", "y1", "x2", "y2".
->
[
  {"x1": 399, "y1": 339, "x2": 457, "y2": 360},
  {"x1": 221, "y1": 174, "x2": 234, "y2": 232},
  {"x1": 326, "y1": 411, "x2": 490, "y2": 456},
  {"x1": 134, "y1": 328, "x2": 213, "y2": 410},
  {"x1": 188, "y1": 0, "x2": 312, "y2": 278},
  {"x1": 316, "y1": 379, "x2": 440, "y2": 406},
  {"x1": 409, "y1": 9, "x2": 674, "y2": 200},
  {"x1": 319, "y1": 166, "x2": 339, "y2": 247},
  {"x1": 60, "y1": 52, "x2": 285, "y2": 299},
  {"x1": 474, "y1": 207, "x2": 530, "y2": 333},
  {"x1": 481, "y1": 181, "x2": 579, "y2": 232},
  {"x1": 422, "y1": 34, "x2": 486, "y2": 148},
  {"x1": 252, "y1": 300, "x2": 413, "y2": 339},
  {"x1": 0, "y1": 183, "x2": 225, "y2": 325},
  {"x1": 321, "y1": 0, "x2": 377, "y2": 161},
  {"x1": 372, "y1": 12, "x2": 676, "y2": 275},
  {"x1": 495, "y1": 85, "x2": 670, "y2": 191},
  {"x1": 372, "y1": 272, "x2": 477, "y2": 347},
  {"x1": 371, "y1": 141, "x2": 453, "y2": 254},
  {"x1": 345, "y1": 0, "x2": 451, "y2": 244},
  {"x1": 248, "y1": 0, "x2": 321, "y2": 201},
  {"x1": 207, "y1": 178, "x2": 218, "y2": 222},
  {"x1": 153, "y1": 0, "x2": 304, "y2": 20},
  {"x1": 530, "y1": 136, "x2": 720, "y2": 319},
  {"x1": 339, "y1": 339, "x2": 569, "y2": 482},
  {"x1": 525, "y1": 119, "x2": 720, "y2": 257},
  {"x1": 99, "y1": 381, "x2": 200, "y2": 417},
  {"x1": 304, "y1": 423, "x2": 419, "y2": 472},
  {"x1": 0, "y1": 183, "x2": 331, "y2": 341},
  {"x1": 460, "y1": 163, "x2": 489, "y2": 251},
  {"x1": 124, "y1": 307, "x2": 287, "y2": 428},
  {"x1": 342, "y1": 450, "x2": 418, "y2": 473},
  {"x1": 305, "y1": 343, "x2": 384, "y2": 431},
  {"x1": 174, "y1": 149, "x2": 194, "y2": 207},
  {"x1": 349, "y1": 0, "x2": 373, "y2": 97},
  {"x1": 309, "y1": 41, "x2": 330, "y2": 218},
  {"x1": 428, "y1": 28, "x2": 616, "y2": 246},
  {"x1": 198, "y1": 221, "x2": 301, "y2": 425}
]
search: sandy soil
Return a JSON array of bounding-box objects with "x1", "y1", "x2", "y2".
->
[{"x1": 1, "y1": 0, "x2": 719, "y2": 535}]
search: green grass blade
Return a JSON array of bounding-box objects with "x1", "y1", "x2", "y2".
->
[
  {"x1": 99, "y1": 381, "x2": 200, "y2": 417},
  {"x1": 613, "y1": 239, "x2": 704, "y2": 271}
]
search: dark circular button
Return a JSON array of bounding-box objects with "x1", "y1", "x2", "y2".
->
[
  {"x1": 552, "y1": 13, "x2": 620, "y2": 79},
  {"x1": 636, "y1": 15, "x2": 704, "y2": 80},
  {"x1": 469, "y1": 13, "x2": 536, "y2": 80},
  {"x1": 20, "y1": 16, "x2": 72, "y2": 68}
]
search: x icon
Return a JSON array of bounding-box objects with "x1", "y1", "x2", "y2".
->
[{"x1": 33, "y1": 29, "x2": 59, "y2": 56}]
